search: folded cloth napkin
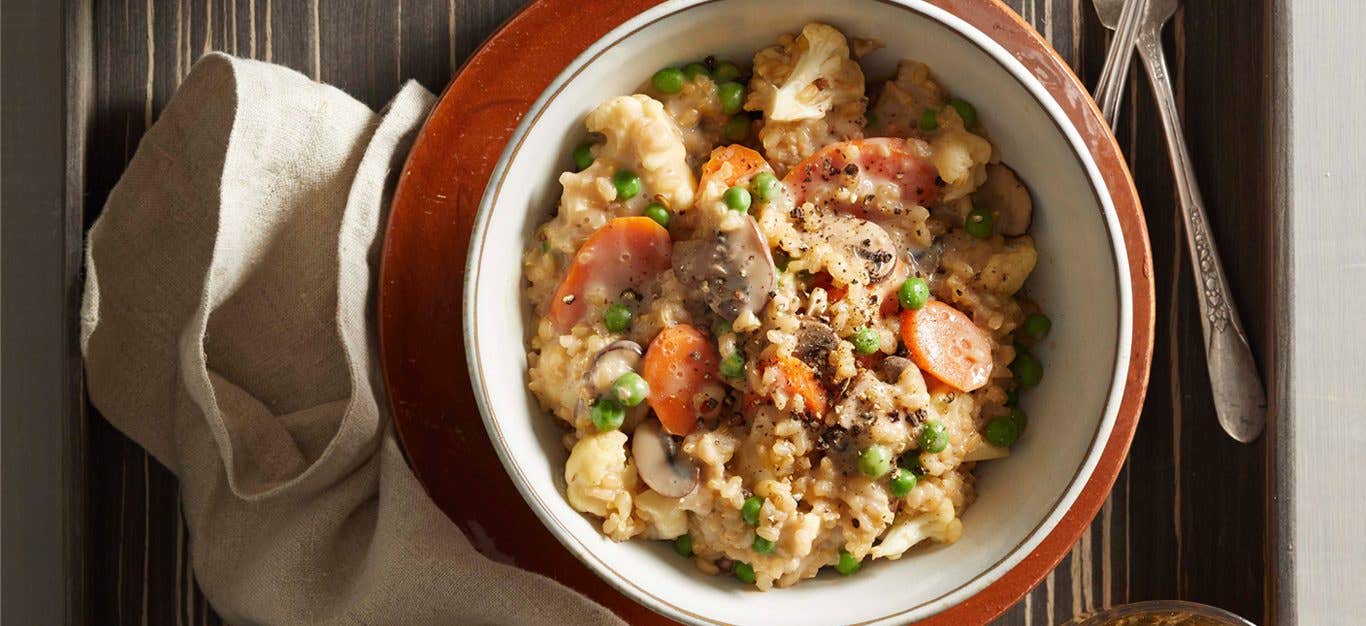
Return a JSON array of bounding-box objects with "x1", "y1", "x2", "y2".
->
[{"x1": 80, "y1": 53, "x2": 624, "y2": 626}]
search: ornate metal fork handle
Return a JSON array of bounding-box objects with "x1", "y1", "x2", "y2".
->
[{"x1": 1135, "y1": 26, "x2": 1267, "y2": 442}]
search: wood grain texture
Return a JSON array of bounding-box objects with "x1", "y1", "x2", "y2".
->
[{"x1": 77, "y1": 1, "x2": 1270, "y2": 624}]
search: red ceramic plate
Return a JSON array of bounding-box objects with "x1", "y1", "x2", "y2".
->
[{"x1": 378, "y1": 1, "x2": 1153, "y2": 623}]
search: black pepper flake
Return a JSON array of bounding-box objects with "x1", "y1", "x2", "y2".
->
[
  {"x1": 852, "y1": 518, "x2": 861, "y2": 529},
  {"x1": 843, "y1": 163, "x2": 859, "y2": 176},
  {"x1": 934, "y1": 176, "x2": 946, "y2": 187}
]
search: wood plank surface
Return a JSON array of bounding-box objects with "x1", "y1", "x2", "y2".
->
[{"x1": 77, "y1": 1, "x2": 1272, "y2": 624}]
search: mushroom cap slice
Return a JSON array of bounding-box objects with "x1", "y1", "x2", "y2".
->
[
  {"x1": 878, "y1": 356, "x2": 915, "y2": 384},
  {"x1": 975, "y1": 163, "x2": 1033, "y2": 237},
  {"x1": 631, "y1": 418, "x2": 699, "y2": 498},
  {"x1": 818, "y1": 215, "x2": 898, "y2": 284},
  {"x1": 672, "y1": 217, "x2": 777, "y2": 321}
]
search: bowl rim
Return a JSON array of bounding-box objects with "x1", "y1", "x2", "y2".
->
[{"x1": 460, "y1": 0, "x2": 1134, "y2": 623}]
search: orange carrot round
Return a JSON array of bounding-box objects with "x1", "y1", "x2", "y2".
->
[
  {"x1": 900, "y1": 301, "x2": 993, "y2": 392},
  {"x1": 548, "y1": 217, "x2": 672, "y2": 333},
  {"x1": 783, "y1": 138, "x2": 940, "y2": 217},
  {"x1": 642, "y1": 324, "x2": 719, "y2": 436}
]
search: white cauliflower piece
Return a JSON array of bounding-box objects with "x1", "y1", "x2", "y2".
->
[
  {"x1": 564, "y1": 430, "x2": 642, "y2": 539},
  {"x1": 977, "y1": 235, "x2": 1038, "y2": 296},
  {"x1": 755, "y1": 23, "x2": 863, "y2": 121},
  {"x1": 930, "y1": 124, "x2": 993, "y2": 202},
  {"x1": 634, "y1": 489, "x2": 689, "y2": 539},
  {"x1": 584, "y1": 94, "x2": 697, "y2": 211},
  {"x1": 869, "y1": 498, "x2": 963, "y2": 559},
  {"x1": 746, "y1": 23, "x2": 867, "y2": 173}
]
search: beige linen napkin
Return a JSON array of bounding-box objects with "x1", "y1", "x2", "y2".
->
[{"x1": 80, "y1": 52, "x2": 624, "y2": 626}]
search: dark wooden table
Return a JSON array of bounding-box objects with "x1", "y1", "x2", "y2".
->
[{"x1": 76, "y1": 1, "x2": 1272, "y2": 624}]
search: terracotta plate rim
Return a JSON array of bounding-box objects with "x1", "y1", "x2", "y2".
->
[{"x1": 380, "y1": 0, "x2": 1154, "y2": 624}]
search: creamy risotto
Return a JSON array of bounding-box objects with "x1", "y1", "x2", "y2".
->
[{"x1": 522, "y1": 23, "x2": 1051, "y2": 590}]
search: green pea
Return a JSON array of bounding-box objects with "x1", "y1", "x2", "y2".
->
[
  {"x1": 865, "y1": 110, "x2": 879, "y2": 127},
  {"x1": 1023, "y1": 313, "x2": 1052, "y2": 340},
  {"x1": 604, "y1": 303, "x2": 632, "y2": 332},
  {"x1": 772, "y1": 250, "x2": 790, "y2": 272},
  {"x1": 835, "y1": 549, "x2": 861, "y2": 576},
  {"x1": 949, "y1": 97, "x2": 978, "y2": 127},
  {"x1": 918, "y1": 108, "x2": 939, "y2": 132},
  {"x1": 674, "y1": 533, "x2": 694, "y2": 557},
  {"x1": 741, "y1": 496, "x2": 763, "y2": 526},
  {"x1": 733, "y1": 561, "x2": 756, "y2": 584},
  {"x1": 540, "y1": 240, "x2": 550, "y2": 253},
  {"x1": 572, "y1": 142, "x2": 596, "y2": 171},
  {"x1": 713, "y1": 60, "x2": 742, "y2": 83},
  {"x1": 919, "y1": 419, "x2": 949, "y2": 453},
  {"x1": 965, "y1": 205, "x2": 994, "y2": 238},
  {"x1": 682, "y1": 62, "x2": 710, "y2": 80},
  {"x1": 859, "y1": 445, "x2": 893, "y2": 478},
  {"x1": 851, "y1": 327, "x2": 881, "y2": 355},
  {"x1": 898, "y1": 276, "x2": 930, "y2": 310},
  {"x1": 751, "y1": 171, "x2": 780, "y2": 201},
  {"x1": 652, "y1": 67, "x2": 685, "y2": 94},
  {"x1": 611, "y1": 372, "x2": 649, "y2": 407},
  {"x1": 1007, "y1": 407, "x2": 1028, "y2": 431},
  {"x1": 643, "y1": 202, "x2": 671, "y2": 228},
  {"x1": 718, "y1": 81, "x2": 745, "y2": 115},
  {"x1": 985, "y1": 417, "x2": 1021, "y2": 447},
  {"x1": 752, "y1": 534, "x2": 775, "y2": 554},
  {"x1": 613, "y1": 169, "x2": 642, "y2": 201},
  {"x1": 722, "y1": 115, "x2": 751, "y2": 142},
  {"x1": 589, "y1": 398, "x2": 625, "y2": 431},
  {"x1": 720, "y1": 349, "x2": 746, "y2": 380},
  {"x1": 723, "y1": 185, "x2": 752, "y2": 213},
  {"x1": 1012, "y1": 351, "x2": 1044, "y2": 388},
  {"x1": 888, "y1": 468, "x2": 918, "y2": 497},
  {"x1": 712, "y1": 319, "x2": 733, "y2": 337}
]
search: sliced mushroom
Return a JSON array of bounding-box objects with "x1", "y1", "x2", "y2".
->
[
  {"x1": 823, "y1": 215, "x2": 898, "y2": 283},
  {"x1": 877, "y1": 356, "x2": 915, "y2": 384},
  {"x1": 632, "y1": 418, "x2": 700, "y2": 498},
  {"x1": 793, "y1": 317, "x2": 839, "y2": 382},
  {"x1": 672, "y1": 217, "x2": 777, "y2": 321},
  {"x1": 576, "y1": 340, "x2": 648, "y2": 424},
  {"x1": 975, "y1": 163, "x2": 1033, "y2": 236}
]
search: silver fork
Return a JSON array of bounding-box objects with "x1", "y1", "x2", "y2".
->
[
  {"x1": 1092, "y1": 0, "x2": 1146, "y2": 125},
  {"x1": 1093, "y1": 0, "x2": 1266, "y2": 442}
]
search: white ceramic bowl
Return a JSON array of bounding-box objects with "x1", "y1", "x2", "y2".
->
[{"x1": 464, "y1": 1, "x2": 1132, "y2": 623}]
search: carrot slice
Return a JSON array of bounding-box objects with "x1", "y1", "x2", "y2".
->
[
  {"x1": 900, "y1": 301, "x2": 993, "y2": 392},
  {"x1": 548, "y1": 217, "x2": 672, "y2": 333},
  {"x1": 763, "y1": 354, "x2": 827, "y2": 415},
  {"x1": 782, "y1": 138, "x2": 940, "y2": 217},
  {"x1": 698, "y1": 144, "x2": 770, "y2": 194},
  {"x1": 642, "y1": 324, "x2": 719, "y2": 436}
]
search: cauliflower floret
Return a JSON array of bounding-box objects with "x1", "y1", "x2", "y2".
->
[
  {"x1": 753, "y1": 23, "x2": 863, "y2": 122},
  {"x1": 585, "y1": 94, "x2": 697, "y2": 211},
  {"x1": 869, "y1": 497, "x2": 963, "y2": 559},
  {"x1": 930, "y1": 123, "x2": 993, "y2": 202},
  {"x1": 634, "y1": 489, "x2": 689, "y2": 539},
  {"x1": 543, "y1": 95, "x2": 696, "y2": 253},
  {"x1": 746, "y1": 23, "x2": 867, "y2": 173},
  {"x1": 977, "y1": 235, "x2": 1038, "y2": 296},
  {"x1": 564, "y1": 430, "x2": 643, "y2": 539}
]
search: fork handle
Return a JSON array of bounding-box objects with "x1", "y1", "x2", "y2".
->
[{"x1": 1136, "y1": 27, "x2": 1267, "y2": 442}]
